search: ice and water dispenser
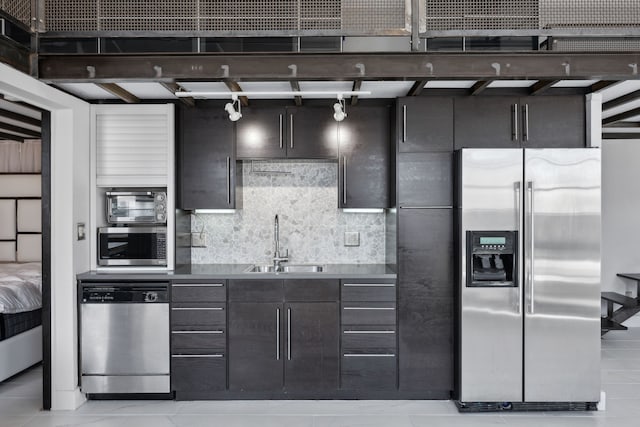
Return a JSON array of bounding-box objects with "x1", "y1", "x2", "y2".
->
[{"x1": 466, "y1": 231, "x2": 518, "y2": 287}]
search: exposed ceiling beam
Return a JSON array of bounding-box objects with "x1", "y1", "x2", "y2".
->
[
  {"x1": 160, "y1": 82, "x2": 194, "y2": 107},
  {"x1": 95, "y1": 83, "x2": 140, "y2": 103},
  {"x1": 0, "y1": 37, "x2": 30, "y2": 74},
  {"x1": 590, "y1": 80, "x2": 620, "y2": 93},
  {"x1": 0, "y1": 122, "x2": 40, "y2": 138},
  {"x1": 470, "y1": 80, "x2": 494, "y2": 96},
  {"x1": 604, "y1": 122, "x2": 640, "y2": 128},
  {"x1": 38, "y1": 52, "x2": 640, "y2": 82},
  {"x1": 289, "y1": 81, "x2": 302, "y2": 106},
  {"x1": 602, "y1": 133, "x2": 640, "y2": 139},
  {"x1": 0, "y1": 131, "x2": 25, "y2": 142},
  {"x1": 350, "y1": 80, "x2": 362, "y2": 106},
  {"x1": 0, "y1": 108, "x2": 41, "y2": 127},
  {"x1": 224, "y1": 80, "x2": 249, "y2": 107},
  {"x1": 603, "y1": 107, "x2": 640, "y2": 125},
  {"x1": 406, "y1": 80, "x2": 429, "y2": 96},
  {"x1": 530, "y1": 80, "x2": 559, "y2": 95},
  {"x1": 603, "y1": 89, "x2": 640, "y2": 111}
]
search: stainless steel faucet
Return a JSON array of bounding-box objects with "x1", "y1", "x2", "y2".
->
[{"x1": 273, "y1": 214, "x2": 289, "y2": 270}]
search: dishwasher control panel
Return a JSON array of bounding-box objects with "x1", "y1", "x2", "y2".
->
[{"x1": 81, "y1": 283, "x2": 168, "y2": 303}]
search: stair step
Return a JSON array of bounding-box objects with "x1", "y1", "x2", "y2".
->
[
  {"x1": 601, "y1": 292, "x2": 638, "y2": 308},
  {"x1": 601, "y1": 318, "x2": 628, "y2": 331}
]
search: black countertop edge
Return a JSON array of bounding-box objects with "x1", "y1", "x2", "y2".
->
[{"x1": 77, "y1": 263, "x2": 397, "y2": 281}]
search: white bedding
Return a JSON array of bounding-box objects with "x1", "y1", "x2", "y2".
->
[{"x1": 0, "y1": 262, "x2": 42, "y2": 314}]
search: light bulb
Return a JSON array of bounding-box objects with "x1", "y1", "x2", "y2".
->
[{"x1": 333, "y1": 102, "x2": 346, "y2": 122}]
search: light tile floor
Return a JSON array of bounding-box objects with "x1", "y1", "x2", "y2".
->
[{"x1": 2, "y1": 328, "x2": 640, "y2": 426}]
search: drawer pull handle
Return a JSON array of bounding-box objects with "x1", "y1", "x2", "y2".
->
[
  {"x1": 344, "y1": 353, "x2": 396, "y2": 357},
  {"x1": 343, "y1": 330, "x2": 395, "y2": 334},
  {"x1": 173, "y1": 284, "x2": 224, "y2": 287},
  {"x1": 171, "y1": 330, "x2": 224, "y2": 334},
  {"x1": 343, "y1": 307, "x2": 395, "y2": 310},
  {"x1": 172, "y1": 354, "x2": 223, "y2": 358},
  {"x1": 172, "y1": 307, "x2": 224, "y2": 311},
  {"x1": 343, "y1": 283, "x2": 395, "y2": 287}
]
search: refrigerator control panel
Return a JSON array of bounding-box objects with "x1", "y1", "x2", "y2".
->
[{"x1": 466, "y1": 231, "x2": 518, "y2": 287}]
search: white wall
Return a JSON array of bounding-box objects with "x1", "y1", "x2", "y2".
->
[
  {"x1": 602, "y1": 139, "x2": 640, "y2": 325},
  {"x1": 0, "y1": 64, "x2": 90, "y2": 409}
]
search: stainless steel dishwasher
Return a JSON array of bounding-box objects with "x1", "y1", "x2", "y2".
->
[{"x1": 80, "y1": 282, "x2": 170, "y2": 394}]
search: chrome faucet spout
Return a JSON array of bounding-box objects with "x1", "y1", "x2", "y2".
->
[{"x1": 273, "y1": 214, "x2": 288, "y2": 269}]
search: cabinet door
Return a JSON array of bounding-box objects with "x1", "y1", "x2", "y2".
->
[
  {"x1": 287, "y1": 107, "x2": 338, "y2": 159},
  {"x1": 397, "y1": 208, "x2": 454, "y2": 393},
  {"x1": 284, "y1": 302, "x2": 339, "y2": 391},
  {"x1": 178, "y1": 106, "x2": 237, "y2": 209},
  {"x1": 236, "y1": 107, "x2": 287, "y2": 159},
  {"x1": 398, "y1": 97, "x2": 454, "y2": 152},
  {"x1": 520, "y1": 96, "x2": 585, "y2": 148},
  {"x1": 338, "y1": 105, "x2": 391, "y2": 208},
  {"x1": 228, "y1": 302, "x2": 283, "y2": 392},
  {"x1": 398, "y1": 152, "x2": 453, "y2": 208},
  {"x1": 454, "y1": 97, "x2": 520, "y2": 149}
]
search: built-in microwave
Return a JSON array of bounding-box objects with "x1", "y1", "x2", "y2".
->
[
  {"x1": 106, "y1": 190, "x2": 167, "y2": 225},
  {"x1": 98, "y1": 227, "x2": 167, "y2": 266}
]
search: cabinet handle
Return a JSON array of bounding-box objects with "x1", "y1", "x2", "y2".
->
[
  {"x1": 172, "y1": 354, "x2": 223, "y2": 358},
  {"x1": 276, "y1": 307, "x2": 280, "y2": 361},
  {"x1": 290, "y1": 114, "x2": 294, "y2": 149},
  {"x1": 287, "y1": 307, "x2": 291, "y2": 361},
  {"x1": 343, "y1": 283, "x2": 395, "y2": 287},
  {"x1": 172, "y1": 307, "x2": 223, "y2": 311},
  {"x1": 343, "y1": 330, "x2": 395, "y2": 334},
  {"x1": 171, "y1": 330, "x2": 224, "y2": 334},
  {"x1": 279, "y1": 114, "x2": 283, "y2": 149},
  {"x1": 343, "y1": 307, "x2": 395, "y2": 311},
  {"x1": 522, "y1": 104, "x2": 529, "y2": 142},
  {"x1": 512, "y1": 104, "x2": 519, "y2": 142},
  {"x1": 226, "y1": 156, "x2": 231, "y2": 205},
  {"x1": 527, "y1": 181, "x2": 535, "y2": 314},
  {"x1": 402, "y1": 104, "x2": 407, "y2": 143},
  {"x1": 344, "y1": 353, "x2": 396, "y2": 357},
  {"x1": 342, "y1": 156, "x2": 347, "y2": 205},
  {"x1": 172, "y1": 283, "x2": 224, "y2": 287},
  {"x1": 399, "y1": 206, "x2": 453, "y2": 209}
]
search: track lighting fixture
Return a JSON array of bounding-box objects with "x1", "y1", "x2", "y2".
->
[
  {"x1": 224, "y1": 95, "x2": 242, "y2": 121},
  {"x1": 333, "y1": 95, "x2": 347, "y2": 122}
]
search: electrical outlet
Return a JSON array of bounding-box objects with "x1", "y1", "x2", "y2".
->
[
  {"x1": 191, "y1": 232, "x2": 207, "y2": 248},
  {"x1": 344, "y1": 231, "x2": 360, "y2": 247}
]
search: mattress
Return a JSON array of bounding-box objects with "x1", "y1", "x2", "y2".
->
[
  {"x1": 0, "y1": 262, "x2": 42, "y2": 314},
  {"x1": 0, "y1": 309, "x2": 42, "y2": 340}
]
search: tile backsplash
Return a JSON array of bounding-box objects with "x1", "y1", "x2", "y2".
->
[{"x1": 191, "y1": 160, "x2": 386, "y2": 264}]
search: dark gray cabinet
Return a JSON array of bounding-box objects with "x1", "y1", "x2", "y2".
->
[
  {"x1": 171, "y1": 281, "x2": 227, "y2": 399},
  {"x1": 237, "y1": 107, "x2": 338, "y2": 159},
  {"x1": 454, "y1": 95, "x2": 585, "y2": 149},
  {"x1": 397, "y1": 152, "x2": 453, "y2": 208},
  {"x1": 397, "y1": 208, "x2": 453, "y2": 394},
  {"x1": 227, "y1": 279, "x2": 340, "y2": 393},
  {"x1": 338, "y1": 105, "x2": 392, "y2": 208},
  {"x1": 177, "y1": 105, "x2": 241, "y2": 209},
  {"x1": 397, "y1": 97, "x2": 454, "y2": 152}
]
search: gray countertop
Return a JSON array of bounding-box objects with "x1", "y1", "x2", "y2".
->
[{"x1": 77, "y1": 264, "x2": 396, "y2": 281}]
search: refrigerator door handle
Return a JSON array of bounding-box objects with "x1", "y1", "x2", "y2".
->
[
  {"x1": 515, "y1": 181, "x2": 522, "y2": 314},
  {"x1": 527, "y1": 181, "x2": 535, "y2": 314}
]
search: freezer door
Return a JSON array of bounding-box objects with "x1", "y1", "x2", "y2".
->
[
  {"x1": 523, "y1": 149, "x2": 601, "y2": 402},
  {"x1": 459, "y1": 149, "x2": 524, "y2": 402}
]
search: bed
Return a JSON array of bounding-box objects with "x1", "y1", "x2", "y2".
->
[{"x1": 0, "y1": 171, "x2": 43, "y2": 382}]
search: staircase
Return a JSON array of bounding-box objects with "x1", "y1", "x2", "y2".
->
[{"x1": 601, "y1": 291, "x2": 640, "y2": 336}]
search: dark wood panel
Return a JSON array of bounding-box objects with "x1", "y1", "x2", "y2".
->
[
  {"x1": 341, "y1": 302, "x2": 396, "y2": 325},
  {"x1": 454, "y1": 96, "x2": 520, "y2": 149},
  {"x1": 172, "y1": 356, "x2": 227, "y2": 395},
  {"x1": 171, "y1": 330, "x2": 226, "y2": 351},
  {"x1": 228, "y1": 280, "x2": 283, "y2": 302},
  {"x1": 284, "y1": 302, "x2": 340, "y2": 391},
  {"x1": 521, "y1": 95, "x2": 585, "y2": 148},
  {"x1": 171, "y1": 305, "x2": 226, "y2": 328},
  {"x1": 341, "y1": 355, "x2": 397, "y2": 391},
  {"x1": 398, "y1": 97, "x2": 454, "y2": 152},
  {"x1": 287, "y1": 107, "x2": 338, "y2": 159},
  {"x1": 341, "y1": 283, "x2": 396, "y2": 302},
  {"x1": 236, "y1": 107, "x2": 287, "y2": 159},
  {"x1": 284, "y1": 279, "x2": 339, "y2": 302},
  {"x1": 398, "y1": 152, "x2": 453, "y2": 207},
  {"x1": 172, "y1": 283, "x2": 226, "y2": 302},
  {"x1": 342, "y1": 329, "x2": 397, "y2": 351}
]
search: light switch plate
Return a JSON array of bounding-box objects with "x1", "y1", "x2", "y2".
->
[
  {"x1": 77, "y1": 223, "x2": 86, "y2": 241},
  {"x1": 344, "y1": 231, "x2": 360, "y2": 247},
  {"x1": 191, "y1": 232, "x2": 207, "y2": 248}
]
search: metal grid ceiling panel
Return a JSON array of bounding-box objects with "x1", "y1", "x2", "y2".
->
[
  {"x1": 540, "y1": 0, "x2": 640, "y2": 28},
  {"x1": 1, "y1": 0, "x2": 31, "y2": 27},
  {"x1": 551, "y1": 38, "x2": 640, "y2": 51},
  {"x1": 342, "y1": 0, "x2": 406, "y2": 31},
  {"x1": 200, "y1": 0, "x2": 299, "y2": 31},
  {"x1": 45, "y1": 0, "x2": 98, "y2": 31},
  {"x1": 99, "y1": 1, "x2": 197, "y2": 31},
  {"x1": 425, "y1": 0, "x2": 539, "y2": 31}
]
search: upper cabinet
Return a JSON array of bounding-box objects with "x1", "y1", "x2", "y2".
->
[
  {"x1": 237, "y1": 106, "x2": 338, "y2": 159},
  {"x1": 397, "y1": 97, "x2": 454, "y2": 152},
  {"x1": 177, "y1": 105, "x2": 241, "y2": 210},
  {"x1": 454, "y1": 95, "x2": 585, "y2": 149},
  {"x1": 338, "y1": 105, "x2": 392, "y2": 209}
]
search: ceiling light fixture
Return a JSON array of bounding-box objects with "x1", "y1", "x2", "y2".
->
[
  {"x1": 224, "y1": 95, "x2": 242, "y2": 122},
  {"x1": 176, "y1": 90, "x2": 371, "y2": 99},
  {"x1": 333, "y1": 95, "x2": 347, "y2": 122}
]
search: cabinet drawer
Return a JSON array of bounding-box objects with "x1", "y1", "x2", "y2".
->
[
  {"x1": 341, "y1": 282, "x2": 396, "y2": 302},
  {"x1": 171, "y1": 330, "x2": 226, "y2": 351},
  {"x1": 341, "y1": 354, "x2": 397, "y2": 390},
  {"x1": 171, "y1": 354, "x2": 226, "y2": 393},
  {"x1": 171, "y1": 304, "x2": 226, "y2": 328},
  {"x1": 172, "y1": 283, "x2": 226, "y2": 302},
  {"x1": 341, "y1": 302, "x2": 396, "y2": 325},
  {"x1": 342, "y1": 328, "x2": 396, "y2": 351},
  {"x1": 285, "y1": 279, "x2": 339, "y2": 301},
  {"x1": 228, "y1": 280, "x2": 283, "y2": 302}
]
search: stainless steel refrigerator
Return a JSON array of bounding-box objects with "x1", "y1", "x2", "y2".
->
[{"x1": 457, "y1": 148, "x2": 601, "y2": 406}]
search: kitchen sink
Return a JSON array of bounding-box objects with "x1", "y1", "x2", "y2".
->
[{"x1": 244, "y1": 264, "x2": 324, "y2": 273}]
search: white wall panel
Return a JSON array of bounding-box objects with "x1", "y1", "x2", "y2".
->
[
  {"x1": 17, "y1": 200, "x2": 42, "y2": 233},
  {"x1": 0, "y1": 200, "x2": 16, "y2": 239}
]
